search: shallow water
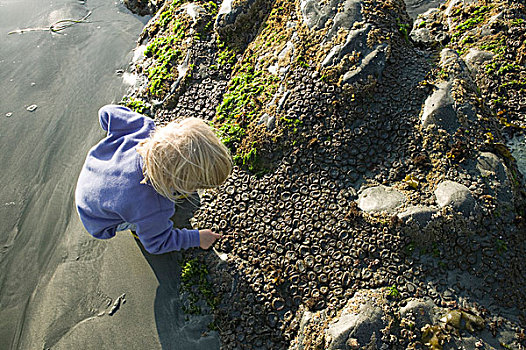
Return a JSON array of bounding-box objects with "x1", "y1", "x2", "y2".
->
[{"x1": 0, "y1": 0, "x2": 146, "y2": 346}]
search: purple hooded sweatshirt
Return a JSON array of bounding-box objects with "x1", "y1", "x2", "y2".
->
[{"x1": 75, "y1": 105, "x2": 200, "y2": 254}]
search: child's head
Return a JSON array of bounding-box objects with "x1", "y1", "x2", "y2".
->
[{"x1": 136, "y1": 117, "x2": 232, "y2": 201}]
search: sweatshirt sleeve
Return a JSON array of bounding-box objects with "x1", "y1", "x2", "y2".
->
[
  {"x1": 98, "y1": 105, "x2": 150, "y2": 135},
  {"x1": 134, "y1": 212, "x2": 201, "y2": 254}
]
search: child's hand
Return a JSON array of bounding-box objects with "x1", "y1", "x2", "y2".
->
[{"x1": 199, "y1": 229, "x2": 222, "y2": 250}]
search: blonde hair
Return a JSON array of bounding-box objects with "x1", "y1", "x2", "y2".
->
[{"x1": 136, "y1": 117, "x2": 232, "y2": 201}]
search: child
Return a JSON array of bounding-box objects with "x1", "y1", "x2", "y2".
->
[{"x1": 75, "y1": 105, "x2": 232, "y2": 254}]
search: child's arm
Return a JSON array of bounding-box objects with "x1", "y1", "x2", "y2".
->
[
  {"x1": 134, "y1": 215, "x2": 201, "y2": 254},
  {"x1": 198, "y1": 229, "x2": 222, "y2": 249}
]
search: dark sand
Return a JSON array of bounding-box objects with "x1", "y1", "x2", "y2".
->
[{"x1": 4, "y1": 196, "x2": 218, "y2": 349}]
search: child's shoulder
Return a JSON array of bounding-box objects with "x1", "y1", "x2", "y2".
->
[{"x1": 99, "y1": 105, "x2": 153, "y2": 134}]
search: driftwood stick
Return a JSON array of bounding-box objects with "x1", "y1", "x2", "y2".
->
[{"x1": 8, "y1": 11, "x2": 91, "y2": 35}]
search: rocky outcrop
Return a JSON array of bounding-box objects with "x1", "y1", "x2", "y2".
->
[{"x1": 121, "y1": 0, "x2": 526, "y2": 348}]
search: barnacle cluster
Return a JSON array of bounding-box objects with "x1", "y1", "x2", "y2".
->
[{"x1": 124, "y1": 0, "x2": 526, "y2": 348}]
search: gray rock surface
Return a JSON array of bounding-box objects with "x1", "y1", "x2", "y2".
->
[
  {"x1": 357, "y1": 185, "x2": 406, "y2": 213},
  {"x1": 410, "y1": 8, "x2": 444, "y2": 46},
  {"x1": 327, "y1": 304, "x2": 383, "y2": 350},
  {"x1": 508, "y1": 134, "x2": 526, "y2": 176},
  {"x1": 321, "y1": 24, "x2": 372, "y2": 68},
  {"x1": 342, "y1": 43, "x2": 388, "y2": 85},
  {"x1": 475, "y1": 152, "x2": 513, "y2": 205},
  {"x1": 476, "y1": 152, "x2": 508, "y2": 183},
  {"x1": 464, "y1": 48, "x2": 495, "y2": 74},
  {"x1": 410, "y1": 27, "x2": 434, "y2": 46},
  {"x1": 215, "y1": 0, "x2": 256, "y2": 29},
  {"x1": 397, "y1": 205, "x2": 439, "y2": 226},
  {"x1": 434, "y1": 180, "x2": 476, "y2": 214},
  {"x1": 400, "y1": 298, "x2": 438, "y2": 326},
  {"x1": 258, "y1": 113, "x2": 276, "y2": 131},
  {"x1": 300, "y1": 0, "x2": 363, "y2": 34},
  {"x1": 421, "y1": 81, "x2": 459, "y2": 133},
  {"x1": 123, "y1": 0, "x2": 163, "y2": 16},
  {"x1": 321, "y1": 23, "x2": 388, "y2": 85}
]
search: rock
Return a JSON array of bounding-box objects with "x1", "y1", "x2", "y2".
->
[
  {"x1": 123, "y1": 0, "x2": 163, "y2": 16},
  {"x1": 293, "y1": 308, "x2": 316, "y2": 350},
  {"x1": 476, "y1": 152, "x2": 507, "y2": 183},
  {"x1": 421, "y1": 81, "x2": 459, "y2": 133},
  {"x1": 300, "y1": 0, "x2": 363, "y2": 35},
  {"x1": 508, "y1": 134, "x2": 526, "y2": 177},
  {"x1": 400, "y1": 298, "x2": 438, "y2": 326},
  {"x1": 410, "y1": 8, "x2": 444, "y2": 46},
  {"x1": 215, "y1": 0, "x2": 257, "y2": 31},
  {"x1": 464, "y1": 48, "x2": 495, "y2": 75},
  {"x1": 321, "y1": 23, "x2": 389, "y2": 85},
  {"x1": 181, "y1": 3, "x2": 205, "y2": 23},
  {"x1": 475, "y1": 152, "x2": 513, "y2": 205},
  {"x1": 326, "y1": 305, "x2": 383, "y2": 349},
  {"x1": 258, "y1": 113, "x2": 276, "y2": 131},
  {"x1": 326, "y1": 295, "x2": 385, "y2": 349},
  {"x1": 216, "y1": 0, "x2": 245, "y2": 28},
  {"x1": 321, "y1": 24, "x2": 372, "y2": 67},
  {"x1": 342, "y1": 43, "x2": 388, "y2": 85},
  {"x1": 439, "y1": 48, "x2": 473, "y2": 82},
  {"x1": 300, "y1": 0, "x2": 362, "y2": 31},
  {"x1": 325, "y1": 0, "x2": 364, "y2": 40},
  {"x1": 434, "y1": 180, "x2": 476, "y2": 215},
  {"x1": 410, "y1": 27, "x2": 434, "y2": 46},
  {"x1": 456, "y1": 102, "x2": 477, "y2": 121},
  {"x1": 357, "y1": 185, "x2": 406, "y2": 213},
  {"x1": 397, "y1": 205, "x2": 439, "y2": 226}
]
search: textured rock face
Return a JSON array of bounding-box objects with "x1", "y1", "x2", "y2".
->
[
  {"x1": 300, "y1": 0, "x2": 363, "y2": 33},
  {"x1": 434, "y1": 180, "x2": 477, "y2": 214},
  {"x1": 123, "y1": 0, "x2": 165, "y2": 16},
  {"x1": 357, "y1": 185, "x2": 406, "y2": 213},
  {"x1": 399, "y1": 298, "x2": 438, "y2": 326},
  {"x1": 421, "y1": 81, "x2": 459, "y2": 133},
  {"x1": 477, "y1": 152, "x2": 507, "y2": 181},
  {"x1": 326, "y1": 303, "x2": 384, "y2": 349},
  {"x1": 464, "y1": 48, "x2": 495, "y2": 74},
  {"x1": 397, "y1": 205, "x2": 439, "y2": 226},
  {"x1": 122, "y1": 0, "x2": 526, "y2": 348}
]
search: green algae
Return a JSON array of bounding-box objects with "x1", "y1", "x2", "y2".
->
[
  {"x1": 280, "y1": 115, "x2": 302, "y2": 134},
  {"x1": 454, "y1": 5, "x2": 491, "y2": 34},
  {"x1": 232, "y1": 145, "x2": 268, "y2": 175},
  {"x1": 499, "y1": 80, "x2": 526, "y2": 92},
  {"x1": 387, "y1": 285, "x2": 400, "y2": 299},
  {"x1": 214, "y1": 63, "x2": 278, "y2": 171},
  {"x1": 479, "y1": 38, "x2": 506, "y2": 55},
  {"x1": 180, "y1": 257, "x2": 219, "y2": 315},
  {"x1": 120, "y1": 96, "x2": 150, "y2": 114},
  {"x1": 421, "y1": 324, "x2": 447, "y2": 350},
  {"x1": 495, "y1": 238, "x2": 508, "y2": 254},
  {"x1": 441, "y1": 309, "x2": 485, "y2": 333},
  {"x1": 144, "y1": 21, "x2": 186, "y2": 96},
  {"x1": 397, "y1": 19, "x2": 411, "y2": 42},
  {"x1": 216, "y1": 43, "x2": 239, "y2": 66},
  {"x1": 216, "y1": 118, "x2": 246, "y2": 149},
  {"x1": 143, "y1": 0, "x2": 221, "y2": 98}
]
